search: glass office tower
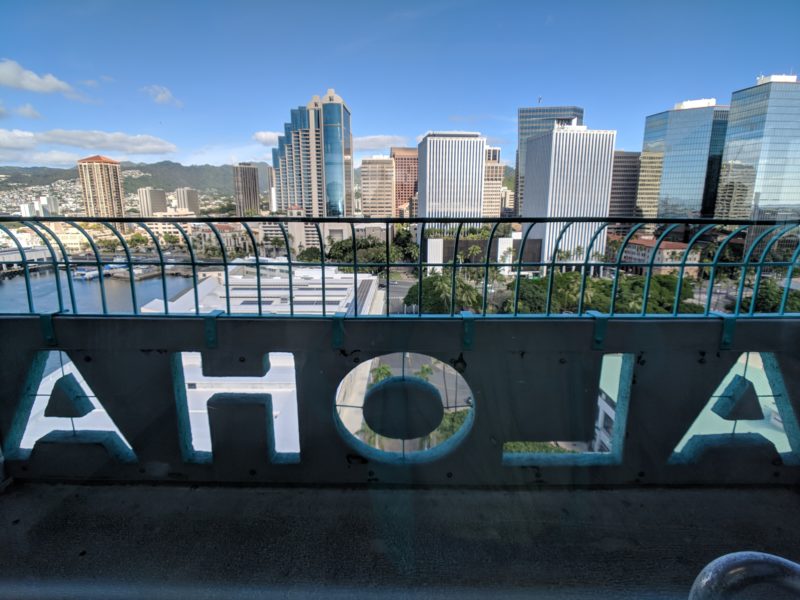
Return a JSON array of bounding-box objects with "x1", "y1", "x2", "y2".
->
[
  {"x1": 272, "y1": 89, "x2": 354, "y2": 217},
  {"x1": 635, "y1": 100, "x2": 729, "y2": 219},
  {"x1": 516, "y1": 106, "x2": 584, "y2": 213},
  {"x1": 715, "y1": 75, "x2": 800, "y2": 220}
]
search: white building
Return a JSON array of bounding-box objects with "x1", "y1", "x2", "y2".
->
[
  {"x1": 483, "y1": 147, "x2": 503, "y2": 218},
  {"x1": 418, "y1": 132, "x2": 487, "y2": 220},
  {"x1": 360, "y1": 156, "x2": 395, "y2": 217},
  {"x1": 175, "y1": 187, "x2": 200, "y2": 214},
  {"x1": 137, "y1": 187, "x2": 167, "y2": 217},
  {"x1": 522, "y1": 124, "x2": 616, "y2": 262}
]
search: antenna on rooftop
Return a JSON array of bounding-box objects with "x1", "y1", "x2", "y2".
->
[{"x1": 538, "y1": 96, "x2": 542, "y2": 105}]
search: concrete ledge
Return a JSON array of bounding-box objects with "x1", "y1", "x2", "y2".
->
[{"x1": 1, "y1": 483, "x2": 799, "y2": 598}]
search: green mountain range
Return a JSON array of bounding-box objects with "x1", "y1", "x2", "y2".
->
[
  {"x1": 0, "y1": 161, "x2": 273, "y2": 195},
  {"x1": 1, "y1": 161, "x2": 514, "y2": 194}
]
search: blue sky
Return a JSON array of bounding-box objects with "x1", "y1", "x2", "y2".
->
[{"x1": 1, "y1": 0, "x2": 798, "y2": 168}]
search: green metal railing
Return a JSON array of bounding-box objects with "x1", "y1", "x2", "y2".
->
[{"x1": 0, "y1": 216, "x2": 799, "y2": 318}]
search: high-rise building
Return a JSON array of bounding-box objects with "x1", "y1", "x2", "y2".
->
[
  {"x1": 233, "y1": 163, "x2": 260, "y2": 217},
  {"x1": 609, "y1": 151, "x2": 641, "y2": 226},
  {"x1": 500, "y1": 186, "x2": 515, "y2": 217},
  {"x1": 261, "y1": 165, "x2": 276, "y2": 213},
  {"x1": 418, "y1": 132, "x2": 486, "y2": 220},
  {"x1": 137, "y1": 187, "x2": 167, "y2": 217},
  {"x1": 634, "y1": 99, "x2": 729, "y2": 219},
  {"x1": 516, "y1": 106, "x2": 584, "y2": 213},
  {"x1": 272, "y1": 89, "x2": 355, "y2": 218},
  {"x1": 522, "y1": 124, "x2": 616, "y2": 261},
  {"x1": 77, "y1": 155, "x2": 124, "y2": 219},
  {"x1": 360, "y1": 156, "x2": 395, "y2": 217},
  {"x1": 175, "y1": 187, "x2": 200, "y2": 214},
  {"x1": 715, "y1": 75, "x2": 800, "y2": 220},
  {"x1": 390, "y1": 147, "x2": 418, "y2": 216},
  {"x1": 483, "y1": 147, "x2": 503, "y2": 218}
]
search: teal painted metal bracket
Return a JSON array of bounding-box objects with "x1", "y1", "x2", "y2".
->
[
  {"x1": 587, "y1": 310, "x2": 608, "y2": 350},
  {"x1": 204, "y1": 309, "x2": 224, "y2": 349},
  {"x1": 461, "y1": 311, "x2": 475, "y2": 350},
  {"x1": 332, "y1": 312, "x2": 346, "y2": 349},
  {"x1": 39, "y1": 311, "x2": 59, "y2": 347},
  {"x1": 713, "y1": 312, "x2": 736, "y2": 350}
]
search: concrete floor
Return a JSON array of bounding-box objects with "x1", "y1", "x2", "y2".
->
[{"x1": 1, "y1": 483, "x2": 800, "y2": 599}]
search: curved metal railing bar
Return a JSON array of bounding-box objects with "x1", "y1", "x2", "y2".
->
[
  {"x1": 672, "y1": 224, "x2": 718, "y2": 316},
  {"x1": 19, "y1": 221, "x2": 65, "y2": 313},
  {"x1": 0, "y1": 223, "x2": 34, "y2": 312},
  {"x1": 240, "y1": 222, "x2": 262, "y2": 317},
  {"x1": 736, "y1": 224, "x2": 795, "y2": 316},
  {"x1": 170, "y1": 223, "x2": 199, "y2": 315},
  {"x1": 28, "y1": 221, "x2": 76, "y2": 313},
  {"x1": 640, "y1": 224, "x2": 680, "y2": 316},
  {"x1": 64, "y1": 221, "x2": 109, "y2": 314},
  {"x1": 136, "y1": 222, "x2": 169, "y2": 315},
  {"x1": 513, "y1": 222, "x2": 537, "y2": 316},
  {"x1": 481, "y1": 221, "x2": 501, "y2": 316},
  {"x1": 0, "y1": 216, "x2": 799, "y2": 319},
  {"x1": 313, "y1": 223, "x2": 327, "y2": 317},
  {"x1": 449, "y1": 222, "x2": 464, "y2": 317},
  {"x1": 577, "y1": 222, "x2": 609, "y2": 315},
  {"x1": 703, "y1": 225, "x2": 750, "y2": 316},
  {"x1": 99, "y1": 222, "x2": 138, "y2": 314}
]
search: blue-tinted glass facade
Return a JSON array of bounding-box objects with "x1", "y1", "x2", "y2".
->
[
  {"x1": 715, "y1": 80, "x2": 800, "y2": 219},
  {"x1": 516, "y1": 106, "x2": 583, "y2": 211},
  {"x1": 322, "y1": 103, "x2": 345, "y2": 216},
  {"x1": 638, "y1": 105, "x2": 729, "y2": 218}
]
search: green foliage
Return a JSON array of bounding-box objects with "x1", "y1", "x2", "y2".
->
[
  {"x1": 327, "y1": 235, "x2": 402, "y2": 274},
  {"x1": 505, "y1": 271, "x2": 701, "y2": 314},
  {"x1": 393, "y1": 226, "x2": 419, "y2": 263},
  {"x1": 433, "y1": 409, "x2": 470, "y2": 441},
  {"x1": 502, "y1": 165, "x2": 515, "y2": 191},
  {"x1": 403, "y1": 273, "x2": 483, "y2": 313},
  {"x1": 161, "y1": 232, "x2": 180, "y2": 246},
  {"x1": 503, "y1": 441, "x2": 574, "y2": 453},
  {"x1": 414, "y1": 364, "x2": 434, "y2": 381},
  {"x1": 296, "y1": 246, "x2": 321, "y2": 262},
  {"x1": 96, "y1": 238, "x2": 120, "y2": 253},
  {"x1": 127, "y1": 233, "x2": 149, "y2": 249},
  {"x1": 732, "y1": 278, "x2": 800, "y2": 313},
  {"x1": 368, "y1": 363, "x2": 393, "y2": 388}
]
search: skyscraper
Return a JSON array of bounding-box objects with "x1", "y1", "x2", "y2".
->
[
  {"x1": 609, "y1": 151, "x2": 641, "y2": 227},
  {"x1": 360, "y1": 156, "x2": 395, "y2": 217},
  {"x1": 483, "y1": 147, "x2": 503, "y2": 218},
  {"x1": 418, "y1": 132, "x2": 486, "y2": 220},
  {"x1": 175, "y1": 187, "x2": 200, "y2": 214},
  {"x1": 522, "y1": 124, "x2": 615, "y2": 261},
  {"x1": 634, "y1": 99, "x2": 729, "y2": 219},
  {"x1": 390, "y1": 147, "x2": 418, "y2": 216},
  {"x1": 137, "y1": 187, "x2": 167, "y2": 217},
  {"x1": 715, "y1": 75, "x2": 800, "y2": 220},
  {"x1": 233, "y1": 163, "x2": 260, "y2": 217},
  {"x1": 77, "y1": 155, "x2": 125, "y2": 219},
  {"x1": 272, "y1": 89, "x2": 355, "y2": 217},
  {"x1": 516, "y1": 105, "x2": 584, "y2": 213}
]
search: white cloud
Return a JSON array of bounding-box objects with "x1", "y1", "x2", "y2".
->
[
  {"x1": 0, "y1": 103, "x2": 6, "y2": 119},
  {"x1": 30, "y1": 150, "x2": 81, "y2": 165},
  {"x1": 141, "y1": 84, "x2": 183, "y2": 107},
  {"x1": 0, "y1": 59, "x2": 74, "y2": 96},
  {"x1": 0, "y1": 128, "x2": 175, "y2": 155},
  {"x1": 15, "y1": 103, "x2": 41, "y2": 119},
  {"x1": 252, "y1": 131, "x2": 282, "y2": 146},
  {"x1": 81, "y1": 79, "x2": 98, "y2": 88},
  {"x1": 37, "y1": 129, "x2": 176, "y2": 153},
  {"x1": 354, "y1": 135, "x2": 407, "y2": 151},
  {"x1": 100, "y1": 75, "x2": 114, "y2": 83},
  {"x1": 0, "y1": 129, "x2": 37, "y2": 149},
  {"x1": 180, "y1": 143, "x2": 270, "y2": 166}
]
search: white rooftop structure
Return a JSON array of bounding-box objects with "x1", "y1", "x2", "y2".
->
[
  {"x1": 673, "y1": 98, "x2": 717, "y2": 110},
  {"x1": 142, "y1": 260, "x2": 379, "y2": 316},
  {"x1": 756, "y1": 74, "x2": 798, "y2": 85}
]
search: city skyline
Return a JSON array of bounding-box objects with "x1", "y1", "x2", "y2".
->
[{"x1": 2, "y1": 0, "x2": 798, "y2": 169}]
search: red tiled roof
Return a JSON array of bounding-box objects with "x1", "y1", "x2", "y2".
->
[
  {"x1": 629, "y1": 238, "x2": 688, "y2": 250},
  {"x1": 78, "y1": 155, "x2": 119, "y2": 164}
]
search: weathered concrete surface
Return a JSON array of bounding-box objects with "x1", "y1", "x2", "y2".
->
[{"x1": 1, "y1": 483, "x2": 799, "y2": 599}]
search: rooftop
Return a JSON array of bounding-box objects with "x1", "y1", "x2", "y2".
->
[{"x1": 77, "y1": 155, "x2": 119, "y2": 164}]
